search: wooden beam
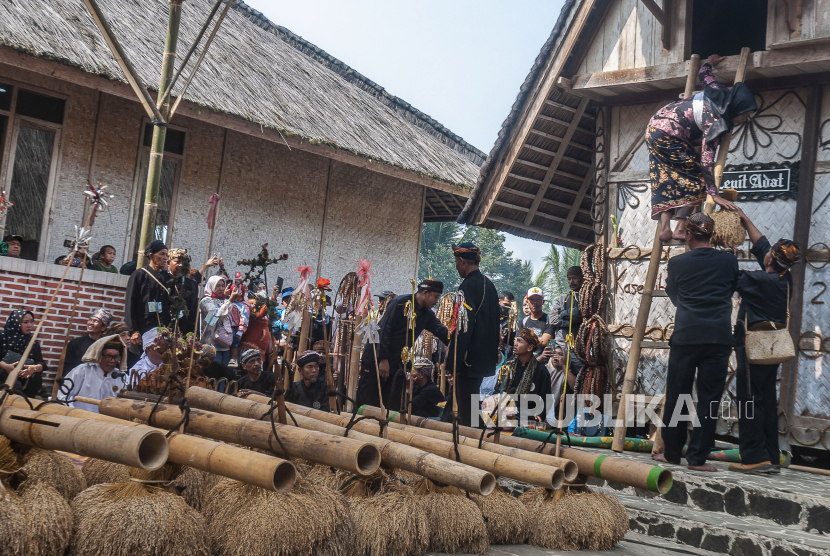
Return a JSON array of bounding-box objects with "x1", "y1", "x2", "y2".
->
[
  {"x1": 529, "y1": 129, "x2": 595, "y2": 152},
  {"x1": 544, "y1": 99, "x2": 597, "y2": 119},
  {"x1": 536, "y1": 211, "x2": 594, "y2": 231},
  {"x1": 639, "y1": 0, "x2": 666, "y2": 25},
  {"x1": 496, "y1": 198, "x2": 592, "y2": 220},
  {"x1": 494, "y1": 200, "x2": 530, "y2": 212},
  {"x1": 449, "y1": 194, "x2": 465, "y2": 210},
  {"x1": 536, "y1": 113, "x2": 594, "y2": 135},
  {"x1": 0, "y1": 48, "x2": 471, "y2": 198},
  {"x1": 477, "y1": 0, "x2": 599, "y2": 225},
  {"x1": 780, "y1": 84, "x2": 822, "y2": 424},
  {"x1": 487, "y1": 215, "x2": 570, "y2": 242},
  {"x1": 508, "y1": 172, "x2": 583, "y2": 197},
  {"x1": 432, "y1": 191, "x2": 454, "y2": 215},
  {"x1": 661, "y1": 0, "x2": 672, "y2": 51},
  {"x1": 561, "y1": 165, "x2": 595, "y2": 236},
  {"x1": 523, "y1": 144, "x2": 592, "y2": 168},
  {"x1": 424, "y1": 197, "x2": 439, "y2": 216},
  {"x1": 502, "y1": 187, "x2": 537, "y2": 200},
  {"x1": 515, "y1": 158, "x2": 550, "y2": 172},
  {"x1": 524, "y1": 97, "x2": 590, "y2": 225}
]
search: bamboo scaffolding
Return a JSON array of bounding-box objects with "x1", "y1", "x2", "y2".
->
[
  {"x1": 96, "y1": 396, "x2": 380, "y2": 477},
  {"x1": 185, "y1": 386, "x2": 495, "y2": 495},
  {"x1": 0, "y1": 406, "x2": 168, "y2": 470},
  {"x1": 275, "y1": 400, "x2": 569, "y2": 488},
  {"x1": 6, "y1": 396, "x2": 294, "y2": 492},
  {"x1": 356, "y1": 405, "x2": 673, "y2": 494}
]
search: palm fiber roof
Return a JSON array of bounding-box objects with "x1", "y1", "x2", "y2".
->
[{"x1": 0, "y1": 0, "x2": 484, "y2": 189}]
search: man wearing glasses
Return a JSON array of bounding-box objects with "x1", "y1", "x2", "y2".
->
[{"x1": 58, "y1": 334, "x2": 128, "y2": 413}]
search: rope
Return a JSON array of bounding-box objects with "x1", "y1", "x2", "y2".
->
[
  {"x1": 535, "y1": 426, "x2": 572, "y2": 453},
  {"x1": 477, "y1": 426, "x2": 503, "y2": 449},
  {"x1": 450, "y1": 415, "x2": 471, "y2": 499},
  {"x1": 146, "y1": 374, "x2": 190, "y2": 438},
  {"x1": 328, "y1": 390, "x2": 389, "y2": 438},
  {"x1": 259, "y1": 399, "x2": 291, "y2": 458}
]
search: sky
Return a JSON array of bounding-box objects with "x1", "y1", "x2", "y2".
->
[{"x1": 244, "y1": 0, "x2": 565, "y2": 276}]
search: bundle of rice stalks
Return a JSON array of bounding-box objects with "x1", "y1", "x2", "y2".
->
[
  {"x1": 397, "y1": 472, "x2": 488, "y2": 555},
  {"x1": 290, "y1": 457, "x2": 313, "y2": 478},
  {"x1": 200, "y1": 470, "x2": 225, "y2": 496},
  {"x1": 519, "y1": 486, "x2": 628, "y2": 551},
  {"x1": 0, "y1": 435, "x2": 19, "y2": 474},
  {"x1": 131, "y1": 463, "x2": 205, "y2": 511},
  {"x1": 17, "y1": 479, "x2": 72, "y2": 556},
  {"x1": 348, "y1": 486, "x2": 429, "y2": 556},
  {"x1": 203, "y1": 477, "x2": 354, "y2": 556},
  {"x1": 0, "y1": 482, "x2": 26, "y2": 555},
  {"x1": 16, "y1": 449, "x2": 86, "y2": 500},
  {"x1": 304, "y1": 463, "x2": 340, "y2": 490},
  {"x1": 711, "y1": 210, "x2": 746, "y2": 249},
  {"x1": 71, "y1": 481, "x2": 207, "y2": 556},
  {"x1": 81, "y1": 458, "x2": 130, "y2": 487},
  {"x1": 471, "y1": 484, "x2": 530, "y2": 545}
]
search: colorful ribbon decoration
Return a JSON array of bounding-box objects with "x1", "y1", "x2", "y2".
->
[
  {"x1": 295, "y1": 266, "x2": 314, "y2": 300},
  {"x1": 206, "y1": 193, "x2": 220, "y2": 230},
  {"x1": 355, "y1": 259, "x2": 374, "y2": 317}
]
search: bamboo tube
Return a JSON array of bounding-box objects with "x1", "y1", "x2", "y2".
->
[
  {"x1": 254, "y1": 396, "x2": 563, "y2": 490},
  {"x1": 185, "y1": 386, "x2": 495, "y2": 495},
  {"x1": 331, "y1": 408, "x2": 578, "y2": 481},
  {"x1": 6, "y1": 396, "x2": 294, "y2": 492},
  {"x1": 680, "y1": 54, "x2": 701, "y2": 100},
  {"x1": 96, "y1": 396, "x2": 380, "y2": 477},
  {"x1": 294, "y1": 309, "x2": 311, "y2": 381},
  {"x1": 357, "y1": 404, "x2": 673, "y2": 494},
  {"x1": 346, "y1": 317, "x2": 363, "y2": 411},
  {"x1": 0, "y1": 406, "x2": 168, "y2": 470},
  {"x1": 788, "y1": 464, "x2": 830, "y2": 477}
]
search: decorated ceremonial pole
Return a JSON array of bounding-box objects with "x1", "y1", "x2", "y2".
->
[
  {"x1": 347, "y1": 260, "x2": 374, "y2": 411},
  {"x1": 405, "y1": 278, "x2": 417, "y2": 423},
  {"x1": 51, "y1": 183, "x2": 114, "y2": 400},
  {"x1": 314, "y1": 278, "x2": 338, "y2": 413},
  {"x1": 283, "y1": 265, "x2": 313, "y2": 381}
]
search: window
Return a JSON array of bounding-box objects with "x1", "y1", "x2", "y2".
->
[
  {"x1": 691, "y1": 0, "x2": 768, "y2": 59},
  {"x1": 130, "y1": 123, "x2": 186, "y2": 260},
  {"x1": 0, "y1": 83, "x2": 65, "y2": 261}
]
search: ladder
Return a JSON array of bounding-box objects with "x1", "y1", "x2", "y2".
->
[{"x1": 611, "y1": 48, "x2": 751, "y2": 453}]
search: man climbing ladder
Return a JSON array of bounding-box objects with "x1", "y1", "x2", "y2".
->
[{"x1": 612, "y1": 48, "x2": 756, "y2": 461}]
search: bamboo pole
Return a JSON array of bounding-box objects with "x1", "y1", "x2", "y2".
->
[
  {"x1": 321, "y1": 301, "x2": 338, "y2": 413},
  {"x1": 294, "y1": 308, "x2": 311, "y2": 381},
  {"x1": 357, "y1": 404, "x2": 673, "y2": 494},
  {"x1": 7, "y1": 396, "x2": 294, "y2": 492},
  {"x1": 0, "y1": 407, "x2": 168, "y2": 470},
  {"x1": 136, "y1": 0, "x2": 183, "y2": 268},
  {"x1": 251, "y1": 397, "x2": 564, "y2": 490},
  {"x1": 346, "y1": 317, "x2": 363, "y2": 412},
  {"x1": 185, "y1": 386, "x2": 496, "y2": 495},
  {"x1": 97, "y1": 396, "x2": 380, "y2": 477}
]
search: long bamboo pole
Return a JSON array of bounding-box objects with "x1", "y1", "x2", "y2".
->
[
  {"x1": 185, "y1": 386, "x2": 496, "y2": 495},
  {"x1": 346, "y1": 317, "x2": 363, "y2": 411},
  {"x1": 136, "y1": 0, "x2": 183, "y2": 268},
  {"x1": 357, "y1": 404, "x2": 673, "y2": 494},
  {"x1": 0, "y1": 407, "x2": 168, "y2": 470},
  {"x1": 97, "y1": 396, "x2": 380, "y2": 477},
  {"x1": 7, "y1": 396, "x2": 295, "y2": 491},
  {"x1": 294, "y1": 308, "x2": 311, "y2": 381}
]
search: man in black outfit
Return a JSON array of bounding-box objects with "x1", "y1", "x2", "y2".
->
[
  {"x1": 445, "y1": 242, "x2": 500, "y2": 428},
  {"x1": 659, "y1": 213, "x2": 738, "y2": 471},
  {"x1": 64, "y1": 309, "x2": 112, "y2": 373},
  {"x1": 286, "y1": 350, "x2": 330, "y2": 411},
  {"x1": 167, "y1": 248, "x2": 198, "y2": 334},
  {"x1": 356, "y1": 279, "x2": 448, "y2": 410},
  {"x1": 124, "y1": 240, "x2": 170, "y2": 362},
  {"x1": 237, "y1": 348, "x2": 276, "y2": 397},
  {"x1": 406, "y1": 359, "x2": 445, "y2": 418}
]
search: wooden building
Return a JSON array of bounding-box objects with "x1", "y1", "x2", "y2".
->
[
  {"x1": 460, "y1": 0, "x2": 830, "y2": 452},
  {"x1": 0, "y1": 0, "x2": 481, "y2": 380}
]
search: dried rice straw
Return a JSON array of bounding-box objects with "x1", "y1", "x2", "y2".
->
[
  {"x1": 16, "y1": 449, "x2": 86, "y2": 500},
  {"x1": 17, "y1": 479, "x2": 72, "y2": 556},
  {"x1": 711, "y1": 210, "x2": 746, "y2": 249},
  {"x1": 0, "y1": 486, "x2": 26, "y2": 556},
  {"x1": 81, "y1": 458, "x2": 130, "y2": 487},
  {"x1": 519, "y1": 485, "x2": 628, "y2": 551},
  {"x1": 0, "y1": 435, "x2": 19, "y2": 474},
  {"x1": 130, "y1": 463, "x2": 205, "y2": 511},
  {"x1": 471, "y1": 484, "x2": 530, "y2": 545},
  {"x1": 203, "y1": 477, "x2": 354, "y2": 556},
  {"x1": 71, "y1": 482, "x2": 208, "y2": 556}
]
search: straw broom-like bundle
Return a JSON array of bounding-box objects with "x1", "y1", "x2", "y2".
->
[
  {"x1": 0, "y1": 484, "x2": 26, "y2": 556},
  {"x1": 304, "y1": 463, "x2": 340, "y2": 489},
  {"x1": 81, "y1": 458, "x2": 130, "y2": 487},
  {"x1": 395, "y1": 471, "x2": 488, "y2": 555},
  {"x1": 201, "y1": 470, "x2": 225, "y2": 495},
  {"x1": 471, "y1": 485, "x2": 530, "y2": 545},
  {"x1": 0, "y1": 435, "x2": 19, "y2": 473},
  {"x1": 203, "y1": 477, "x2": 354, "y2": 556},
  {"x1": 519, "y1": 485, "x2": 628, "y2": 551},
  {"x1": 71, "y1": 481, "x2": 208, "y2": 556},
  {"x1": 710, "y1": 189, "x2": 746, "y2": 249},
  {"x1": 131, "y1": 463, "x2": 205, "y2": 511},
  {"x1": 16, "y1": 449, "x2": 86, "y2": 500},
  {"x1": 16, "y1": 479, "x2": 72, "y2": 556}
]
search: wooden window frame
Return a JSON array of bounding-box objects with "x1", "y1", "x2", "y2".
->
[{"x1": 125, "y1": 118, "x2": 187, "y2": 260}]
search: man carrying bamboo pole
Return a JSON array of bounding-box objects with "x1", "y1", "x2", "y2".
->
[
  {"x1": 445, "y1": 243, "x2": 500, "y2": 428},
  {"x1": 355, "y1": 280, "x2": 447, "y2": 411},
  {"x1": 58, "y1": 335, "x2": 128, "y2": 413}
]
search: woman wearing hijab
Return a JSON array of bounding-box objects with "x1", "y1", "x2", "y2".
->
[
  {"x1": 0, "y1": 309, "x2": 48, "y2": 397},
  {"x1": 730, "y1": 208, "x2": 799, "y2": 474},
  {"x1": 200, "y1": 275, "x2": 235, "y2": 366},
  {"x1": 647, "y1": 54, "x2": 757, "y2": 241}
]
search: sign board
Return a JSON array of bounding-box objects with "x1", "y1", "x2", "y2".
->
[{"x1": 723, "y1": 162, "x2": 798, "y2": 201}]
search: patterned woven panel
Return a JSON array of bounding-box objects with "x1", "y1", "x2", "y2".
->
[
  {"x1": 617, "y1": 194, "x2": 658, "y2": 248},
  {"x1": 794, "y1": 173, "x2": 830, "y2": 419},
  {"x1": 611, "y1": 260, "x2": 675, "y2": 328},
  {"x1": 615, "y1": 101, "x2": 665, "y2": 164},
  {"x1": 818, "y1": 87, "x2": 830, "y2": 162},
  {"x1": 728, "y1": 89, "x2": 806, "y2": 165},
  {"x1": 612, "y1": 340, "x2": 669, "y2": 398}
]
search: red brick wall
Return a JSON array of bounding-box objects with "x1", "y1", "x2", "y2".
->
[{"x1": 0, "y1": 258, "x2": 128, "y2": 386}]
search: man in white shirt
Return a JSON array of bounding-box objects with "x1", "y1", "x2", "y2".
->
[{"x1": 58, "y1": 335, "x2": 127, "y2": 413}]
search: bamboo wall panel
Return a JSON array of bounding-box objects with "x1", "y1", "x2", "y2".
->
[{"x1": 578, "y1": 0, "x2": 688, "y2": 75}]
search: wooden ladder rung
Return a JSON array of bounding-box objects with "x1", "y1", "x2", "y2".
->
[
  {"x1": 647, "y1": 290, "x2": 668, "y2": 297},
  {"x1": 662, "y1": 239, "x2": 686, "y2": 246},
  {"x1": 641, "y1": 340, "x2": 670, "y2": 349}
]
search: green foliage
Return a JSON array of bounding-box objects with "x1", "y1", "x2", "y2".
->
[
  {"x1": 532, "y1": 245, "x2": 582, "y2": 312},
  {"x1": 418, "y1": 222, "x2": 534, "y2": 296}
]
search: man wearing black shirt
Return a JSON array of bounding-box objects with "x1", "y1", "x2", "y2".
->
[
  {"x1": 237, "y1": 349, "x2": 276, "y2": 397},
  {"x1": 64, "y1": 309, "x2": 112, "y2": 373},
  {"x1": 167, "y1": 248, "x2": 198, "y2": 335},
  {"x1": 286, "y1": 350, "x2": 329, "y2": 411},
  {"x1": 356, "y1": 280, "x2": 448, "y2": 410},
  {"x1": 660, "y1": 213, "x2": 738, "y2": 471},
  {"x1": 124, "y1": 240, "x2": 170, "y2": 363},
  {"x1": 406, "y1": 359, "x2": 445, "y2": 418},
  {"x1": 498, "y1": 291, "x2": 515, "y2": 357},
  {"x1": 445, "y1": 242, "x2": 500, "y2": 427}
]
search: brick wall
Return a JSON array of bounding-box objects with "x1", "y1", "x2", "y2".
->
[{"x1": 0, "y1": 257, "x2": 128, "y2": 386}]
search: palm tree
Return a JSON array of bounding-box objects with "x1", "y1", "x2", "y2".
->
[{"x1": 537, "y1": 245, "x2": 582, "y2": 311}]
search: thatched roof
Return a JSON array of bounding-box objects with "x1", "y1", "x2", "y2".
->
[
  {"x1": 457, "y1": 0, "x2": 600, "y2": 249},
  {"x1": 0, "y1": 0, "x2": 484, "y2": 188}
]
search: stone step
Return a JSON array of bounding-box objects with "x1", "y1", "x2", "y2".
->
[{"x1": 620, "y1": 491, "x2": 830, "y2": 556}]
